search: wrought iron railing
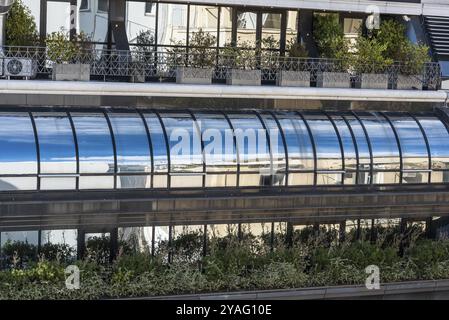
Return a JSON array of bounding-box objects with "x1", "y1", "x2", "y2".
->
[{"x1": 0, "y1": 46, "x2": 442, "y2": 90}]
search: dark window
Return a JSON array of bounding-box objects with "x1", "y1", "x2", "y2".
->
[
  {"x1": 98, "y1": 0, "x2": 109, "y2": 13},
  {"x1": 145, "y1": 2, "x2": 154, "y2": 14},
  {"x1": 80, "y1": 0, "x2": 89, "y2": 10}
]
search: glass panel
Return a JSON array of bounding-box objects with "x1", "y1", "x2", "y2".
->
[
  {"x1": 288, "y1": 172, "x2": 314, "y2": 186},
  {"x1": 41, "y1": 177, "x2": 77, "y2": 190},
  {"x1": 0, "y1": 113, "x2": 37, "y2": 175},
  {"x1": 343, "y1": 114, "x2": 371, "y2": 171},
  {"x1": 1, "y1": 231, "x2": 39, "y2": 247},
  {"x1": 195, "y1": 113, "x2": 237, "y2": 174},
  {"x1": 388, "y1": 114, "x2": 429, "y2": 173},
  {"x1": 358, "y1": 112, "x2": 400, "y2": 171},
  {"x1": 33, "y1": 113, "x2": 76, "y2": 174},
  {"x1": 47, "y1": 1, "x2": 71, "y2": 34},
  {"x1": 77, "y1": 0, "x2": 110, "y2": 43},
  {"x1": 157, "y1": 3, "x2": 188, "y2": 46},
  {"x1": 22, "y1": 0, "x2": 41, "y2": 30},
  {"x1": 276, "y1": 113, "x2": 314, "y2": 171},
  {"x1": 236, "y1": 11, "x2": 257, "y2": 48},
  {"x1": 228, "y1": 114, "x2": 270, "y2": 176},
  {"x1": 261, "y1": 13, "x2": 281, "y2": 49},
  {"x1": 304, "y1": 113, "x2": 342, "y2": 171},
  {"x1": 317, "y1": 173, "x2": 342, "y2": 185},
  {"x1": 372, "y1": 171, "x2": 400, "y2": 184},
  {"x1": 144, "y1": 113, "x2": 168, "y2": 188},
  {"x1": 71, "y1": 113, "x2": 114, "y2": 174},
  {"x1": 431, "y1": 171, "x2": 449, "y2": 183},
  {"x1": 126, "y1": 1, "x2": 156, "y2": 47},
  {"x1": 160, "y1": 112, "x2": 203, "y2": 174},
  {"x1": 41, "y1": 229, "x2": 77, "y2": 258},
  {"x1": 330, "y1": 115, "x2": 357, "y2": 171},
  {"x1": 71, "y1": 112, "x2": 114, "y2": 189},
  {"x1": 219, "y1": 7, "x2": 233, "y2": 46},
  {"x1": 417, "y1": 116, "x2": 449, "y2": 170},
  {"x1": 205, "y1": 174, "x2": 237, "y2": 187},
  {"x1": 108, "y1": 113, "x2": 151, "y2": 174},
  {"x1": 189, "y1": 5, "x2": 218, "y2": 42},
  {"x1": 285, "y1": 11, "x2": 298, "y2": 44},
  {"x1": 260, "y1": 113, "x2": 286, "y2": 175},
  {"x1": 0, "y1": 177, "x2": 37, "y2": 191}
]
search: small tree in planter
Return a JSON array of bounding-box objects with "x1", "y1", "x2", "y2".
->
[
  {"x1": 131, "y1": 30, "x2": 156, "y2": 82},
  {"x1": 277, "y1": 39, "x2": 310, "y2": 87},
  {"x1": 3, "y1": 0, "x2": 39, "y2": 79},
  {"x1": 222, "y1": 40, "x2": 260, "y2": 86},
  {"x1": 171, "y1": 28, "x2": 216, "y2": 84},
  {"x1": 352, "y1": 36, "x2": 393, "y2": 89},
  {"x1": 313, "y1": 13, "x2": 351, "y2": 88},
  {"x1": 46, "y1": 29, "x2": 92, "y2": 81},
  {"x1": 397, "y1": 42, "x2": 430, "y2": 90}
]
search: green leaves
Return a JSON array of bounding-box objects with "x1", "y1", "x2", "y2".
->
[{"x1": 5, "y1": 0, "x2": 39, "y2": 46}]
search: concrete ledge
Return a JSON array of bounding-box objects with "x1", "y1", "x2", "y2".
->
[
  {"x1": 0, "y1": 80, "x2": 447, "y2": 102},
  {"x1": 122, "y1": 279, "x2": 449, "y2": 300}
]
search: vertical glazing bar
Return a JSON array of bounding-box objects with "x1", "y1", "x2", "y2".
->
[
  {"x1": 187, "y1": 109, "x2": 206, "y2": 188},
  {"x1": 267, "y1": 111, "x2": 289, "y2": 187},
  {"x1": 295, "y1": 111, "x2": 317, "y2": 186},
  {"x1": 151, "y1": 225, "x2": 155, "y2": 257},
  {"x1": 253, "y1": 110, "x2": 274, "y2": 181},
  {"x1": 409, "y1": 113, "x2": 432, "y2": 184},
  {"x1": 28, "y1": 111, "x2": 41, "y2": 191},
  {"x1": 103, "y1": 110, "x2": 118, "y2": 190},
  {"x1": 67, "y1": 111, "x2": 80, "y2": 190},
  {"x1": 323, "y1": 111, "x2": 345, "y2": 185},
  {"x1": 351, "y1": 111, "x2": 374, "y2": 186},
  {"x1": 221, "y1": 111, "x2": 240, "y2": 187},
  {"x1": 136, "y1": 108, "x2": 154, "y2": 189},
  {"x1": 153, "y1": 110, "x2": 171, "y2": 189},
  {"x1": 380, "y1": 112, "x2": 403, "y2": 184},
  {"x1": 341, "y1": 114, "x2": 360, "y2": 184}
]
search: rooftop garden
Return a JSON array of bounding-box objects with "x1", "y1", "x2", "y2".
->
[{"x1": 1, "y1": 222, "x2": 449, "y2": 299}]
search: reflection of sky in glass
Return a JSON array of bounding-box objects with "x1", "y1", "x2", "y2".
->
[
  {"x1": 343, "y1": 115, "x2": 370, "y2": 166},
  {"x1": 195, "y1": 113, "x2": 237, "y2": 172},
  {"x1": 331, "y1": 116, "x2": 357, "y2": 168},
  {"x1": 161, "y1": 113, "x2": 203, "y2": 172},
  {"x1": 109, "y1": 114, "x2": 151, "y2": 173},
  {"x1": 305, "y1": 116, "x2": 342, "y2": 170},
  {"x1": 418, "y1": 117, "x2": 449, "y2": 169},
  {"x1": 0, "y1": 113, "x2": 37, "y2": 174},
  {"x1": 34, "y1": 113, "x2": 76, "y2": 173},
  {"x1": 359, "y1": 113, "x2": 399, "y2": 169},
  {"x1": 390, "y1": 116, "x2": 428, "y2": 169},
  {"x1": 261, "y1": 114, "x2": 286, "y2": 170},
  {"x1": 71, "y1": 113, "x2": 114, "y2": 174},
  {"x1": 229, "y1": 114, "x2": 270, "y2": 171},
  {"x1": 144, "y1": 113, "x2": 168, "y2": 173},
  {"x1": 277, "y1": 115, "x2": 313, "y2": 171}
]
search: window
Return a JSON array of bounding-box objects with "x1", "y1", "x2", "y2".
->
[
  {"x1": 189, "y1": 5, "x2": 218, "y2": 46},
  {"x1": 98, "y1": 0, "x2": 109, "y2": 13},
  {"x1": 157, "y1": 3, "x2": 188, "y2": 46},
  {"x1": 145, "y1": 2, "x2": 154, "y2": 15},
  {"x1": 79, "y1": 0, "x2": 89, "y2": 11}
]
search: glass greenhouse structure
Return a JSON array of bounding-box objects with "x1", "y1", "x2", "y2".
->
[{"x1": 1, "y1": 108, "x2": 449, "y2": 192}]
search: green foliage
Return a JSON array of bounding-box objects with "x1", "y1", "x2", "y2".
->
[
  {"x1": 313, "y1": 13, "x2": 349, "y2": 60},
  {"x1": 188, "y1": 28, "x2": 217, "y2": 68},
  {"x1": 286, "y1": 39, "x2": 309, "y2": 58},
  {"x1": 221, "y1": 41, "x2": 256, "y2": 70},
  {"x1": 5, "y1": 0, "x2": 39, "y2": 46},
  {"x1": 46, "y1": 29, "x2": 93, "y2": 63},
  {"x1": 352, "y1": 36, "x2": 393, "y2": 73}
]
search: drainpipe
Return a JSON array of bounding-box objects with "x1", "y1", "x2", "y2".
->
[{"x1": 0, "y1": 0, "x2": 14, "y2": 50}]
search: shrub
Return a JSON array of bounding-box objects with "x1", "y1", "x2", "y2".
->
[
  {"x1": 313, "y1": 13, "x2": 349, "y2": 61},
  {"x1": 46, "y1": 29, "x2": 93, "y2": 64},
  {"x1": 5, "y1": 0, "x2": 39, "y2": 46}
]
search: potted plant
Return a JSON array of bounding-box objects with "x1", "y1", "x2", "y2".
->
[
  {"x1": 222, "y1": 40, "x2": 261, "y2": 86},
  {"x1": 174, "y1": 28, "x2": 215, "y2": 84},
  {"x1": 352, "y1": 36, "x2": 392, "y2": 89},
  {"x1": 46, "y1": 29, "x2": 92, "y2": 81},
  {"x1": 2, "y1": 0, "x2": 39, "y2": 79},
  {"x1": 276, "y1": 39, "x2": 310, "y2": 87},
  {"x1": 396, "y1": 42, "x2": 430, "y2": 90},
  {"x1": 131, "y1": 30, "x2": 156, "y2": 83},
  {"x1": 313, "y1": 13, "x2": 351, "y2": 88}
]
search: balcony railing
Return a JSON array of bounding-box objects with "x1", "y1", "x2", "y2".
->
[{"x1": 0, "y1": 46, "x2": 442, "y2": 90}]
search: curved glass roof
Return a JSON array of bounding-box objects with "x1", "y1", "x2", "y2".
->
[{"x1": 0, "y1": 108, "x2": 448, "y2": 191}]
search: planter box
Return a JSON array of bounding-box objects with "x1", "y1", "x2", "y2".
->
[
  {"x1": 361, "y1": 73, "x2": 389, "y2": 89},
  {"x1": 52, "y1": 63, "x2": 90, "y2": 81},
  {"x1": 276, "y1": 70, "x2": 310, "y2": 87},
  {"x1": 176, "y1": 67, "x2": 213, "y2": 84},
  {"x1": 396, "y1": 75, "x2": 422, "y2": 90},
  {"x1": 317, "y1": 72, "x2": 351, "y2": 88},
  {"x1": 226, "y1": 69, "x2": 261, "y2": 86}
]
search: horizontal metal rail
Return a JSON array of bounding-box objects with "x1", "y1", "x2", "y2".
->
[{"x1": 0, "y1": 46, "x2": 442, "y2": 90}]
